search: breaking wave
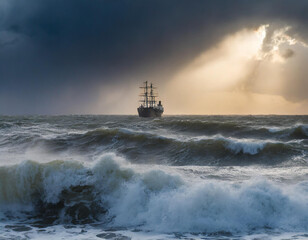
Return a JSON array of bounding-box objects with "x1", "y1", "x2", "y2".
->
[
  {"x1": 266, "y1": 124, "x2": 308, "y2": 138},
  {"x1": 288, "y1": 125, "x2": 308, "y2": 139},
  {"x1": 0, "y1": 154, "x2": 307, "y2": 233}
]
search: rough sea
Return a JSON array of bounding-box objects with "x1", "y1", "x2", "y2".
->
[{"x1": 0, "y1": 115, "x2": 307, "y2": 240}]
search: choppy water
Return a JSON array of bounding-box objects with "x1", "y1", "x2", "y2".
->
[{"x1": 0, "y1": 115, "x2": 307, "y2": 239}]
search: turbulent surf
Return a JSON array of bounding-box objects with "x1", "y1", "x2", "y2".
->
[{"x1": 0, "y1": 115, "x2": 307, "y2": 239}]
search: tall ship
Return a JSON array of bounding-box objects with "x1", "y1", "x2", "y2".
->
[{"x1": 138, "y1": 81, "x2": 164, "y2": 117}]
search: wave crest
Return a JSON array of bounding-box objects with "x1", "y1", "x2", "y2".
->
[{"x1": 0, "y1": 155, "x2": 307, "y2": 233}]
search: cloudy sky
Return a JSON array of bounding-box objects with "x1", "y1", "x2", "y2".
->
[{"x1": 1, "y1": 0, "x2": 308, "y2": 114}]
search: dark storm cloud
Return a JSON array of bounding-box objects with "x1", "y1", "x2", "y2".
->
[{"x1": 1, "y1": 0, "x2": 308, "y2": 114}]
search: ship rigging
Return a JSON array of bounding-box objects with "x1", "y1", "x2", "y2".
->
[{"x1": 137, "y1": 81, "x2": 164, "y2": 117}]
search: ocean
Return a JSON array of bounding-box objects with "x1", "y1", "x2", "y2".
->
[{"x1": 0, "y1": 115, "x2": 307, "y2": 240}]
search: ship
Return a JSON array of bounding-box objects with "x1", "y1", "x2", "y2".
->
[{"x1": 137, "y1": 81, "x2": 164, "y2": 117}]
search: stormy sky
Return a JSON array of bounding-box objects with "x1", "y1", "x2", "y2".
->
[{"x1": 1, "y1": 0, "x2": 308, "y2": 114}]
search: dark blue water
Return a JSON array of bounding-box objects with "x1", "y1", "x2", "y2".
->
[{"x1": 0, "y1": 115, "x2": 307, "y2": 239}]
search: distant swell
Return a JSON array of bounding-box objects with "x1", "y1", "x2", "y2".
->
[
  {"x1": 59, "y1": 128, "x2": 300, "y2": 165},
  {"x1": 2, "y1": 127, "x2": 301, "y2": 166},
  {"x1": 156, "y1": 119, "x2": 308, "y2": 140},
  {"x1": 158, "y1": 119, "x2": 243, "y2": 134},
  {"x1": 0, "y1": 154, "x2": 307, "y2": 233}
]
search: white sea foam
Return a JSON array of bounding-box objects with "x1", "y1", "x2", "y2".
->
[
  {"x1": 267, "y1": 126, "x2": 285, "y2": 133},
  {"x1": 98, "y1": 155, "x2": 308, "y2": 233},
  {"x1": 0, "y1": 153, "x2": 307, "y2": 234},
  {"x1": 267, "y1": 123, "x2": 308, "y2": 135},
  {"x1": 223, "y1": 137, "x2": 268, "y2": 155},
  {"x1": 192, "y1": 135, "x2": 274, "y2": 155}
]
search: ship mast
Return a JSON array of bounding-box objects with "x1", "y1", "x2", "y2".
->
[
  {"x1": 139, "y1": 81, "x2": 158, "y2": 108},
  {"x1": 150, "y1": 83, "x2": 157, "y2": 107},
  {"x1": 139, "y1": 81, "x2": 149, "y2": 108},
  {"x1": 137, "y1": 81, "x2": 163, "y2": 117},
  {"x1": 145, "y1": 81, "x2": 148, "y2": 107}
]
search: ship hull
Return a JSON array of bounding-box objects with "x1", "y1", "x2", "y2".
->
[{"x1": 137, "y1": 107, "x2": 163, "y2": 117}]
